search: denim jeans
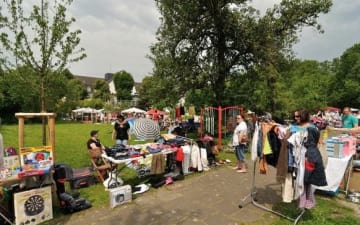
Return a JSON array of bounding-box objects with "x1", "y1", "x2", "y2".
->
[
  {"x1": 235, "y1": 144, "x2": 246, "y2": 161},
  {"x1": 116, "y1": 139, "x2": 128, "y2": 145}
]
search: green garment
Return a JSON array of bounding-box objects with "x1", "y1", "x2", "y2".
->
[{"x1": 342, "y1": 114, "x2": 358, "y2": 128}]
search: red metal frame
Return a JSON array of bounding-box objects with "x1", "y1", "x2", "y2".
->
[{"x1": 200, "y1": 106, "x2": 243, "y2": 148}]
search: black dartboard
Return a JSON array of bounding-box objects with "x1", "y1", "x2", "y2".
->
[{"x1": 24, "y1": 195, "x2": 45, "y2": 216}]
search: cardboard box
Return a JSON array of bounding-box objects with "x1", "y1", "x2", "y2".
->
[
  {"x1": 3, "y1": 155, "x2": 21, "y2": 172},
  {"x1": 13, "y1": 186, "x2": 53, "y2": 225},
  {"x1": 19, "y1": 146, "x2": 53, "y2": 170}
]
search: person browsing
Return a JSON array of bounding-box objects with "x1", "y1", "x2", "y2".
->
[
  {"x1": 112, "y1": 114, "x2": 131, "y2": 145},
  {"x1": 232, "y1": 114, "x2": 248, "y2": 173},
  {"x1": 341, "y1": 107, "x2": 358, "y2": 128}
]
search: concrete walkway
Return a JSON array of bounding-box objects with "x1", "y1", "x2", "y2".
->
[{"x1": 54, "y1": 163, "x2": 285, "y2": 225}]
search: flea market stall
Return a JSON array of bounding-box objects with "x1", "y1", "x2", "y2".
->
[
  {"x1": 239, "y1": 119, "x2": 359, "y2": 225},
  {"x1": 0, "y1": 113, "x2": 55, "y2": 225}
]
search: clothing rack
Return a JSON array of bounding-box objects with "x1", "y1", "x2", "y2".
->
[
  {"x1": 239, "y1": 120, "x2": 306, "y2": 225},
  {"x1": 239, "y1": 160, "x2": 306, "y2": 225}
]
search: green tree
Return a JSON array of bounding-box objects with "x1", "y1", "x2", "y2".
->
[
  {"x1": 54, "y1": 77, "x2": 87, "y2": 114},
  {"x1": 150, "y1": 0, "x2": 332, "y2": 108},
  {"x1": 93, "y1": 80, "x2": 111, "y2": 102},
  {"x1": 328, "y1": 43, "x2": 360, "y2": 108},
  {"x1": 0, "y1": 66, "x2": 39, "y2": 122},
  {"x1": 0, "y1": 0, "x2": 85, "y2": 142},
  {"x1": 80, "y1": 98, "x2": 104, "y2": 109},
  {"x1": 283, "y1": 60, "x2": 332, "y2": 112},
  {"x1": 138, "y1": 75, "x2": 178, "y2": 110},
  {"x1": 0, "y1": 0, "x2": 86, "y2": 112},
  {"x1": 113, "y1": 70, "x2": 134, "y2": 101},
  {"x1": 0, "y1": 66, "x2": 85, "y2": 122}
]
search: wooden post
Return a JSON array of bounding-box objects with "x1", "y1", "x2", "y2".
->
[
  {"x1": 48, "y1": 115, "x2": 55, "y2": 161},
  {"x1": 18, "y1": 116, "x2": 25, "y2": 149},
  {"x1": 15, "y1": 113, "x2": 56, "y2": 159}
]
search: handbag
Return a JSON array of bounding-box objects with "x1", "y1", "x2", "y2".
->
[
  {"x1": 240, "y1": 134, "x2": 249, "y2": 143},
  {"x1": 238, "y1": 132, "x2": 249, "y2": 143}
]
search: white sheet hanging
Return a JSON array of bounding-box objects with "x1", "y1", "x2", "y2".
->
[
  {"x1": 251, "y1": 122, "x2": 259, "y2": 161},
  {"x1": 315, "y1": 155, "x2": 352, "y2": 192}
]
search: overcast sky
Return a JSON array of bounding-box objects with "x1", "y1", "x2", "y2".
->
[{"x1": 66, "y1": 0, "x2": 360, "y2": 82}]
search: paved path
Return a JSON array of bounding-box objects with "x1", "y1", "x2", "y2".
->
[{"x1": 53, "y1": 163, "x2": 284, "y2": 225}]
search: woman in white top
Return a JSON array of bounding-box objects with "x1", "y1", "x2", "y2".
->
[{"x1": 232, "y1": 114, "x2": 248, "y2": 173}]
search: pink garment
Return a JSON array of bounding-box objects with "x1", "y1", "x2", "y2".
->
[
  {"x1": 299, "y1": 184, "x2": 316, "y2": 209},
  {"x1": 165, "y1": 176, "x2": 173, "y2": 185}
]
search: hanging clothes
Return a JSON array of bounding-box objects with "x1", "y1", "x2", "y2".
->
[
  {"x1": 176, "y1": 147, "x2": 184, "y2": 161},
  {"x1": 251, "y1": 122, "x2": 260, "y2": 161},
  {"x1": 190, "y1": 144, "x2": 203, "y2": 171},
  {"x1": 175, "y1": 107, "x2": 181, "y2": 119},
  {"x1": 259, "y1": 156, "x2": 268, "y2": 174},
  {"x1": 276, "y1": 130, "x2": 291, "y2": 183},
  {"x1": 150, "y1": 154, "x2": 165, "y2": 175},
  {"x1": 287, "y1": 130, "x2": 307, "y2": 200},
  {"x1": 182, "y1": 143, "x2": 191, "y2": 175},
  {"x1": 188, "y1": 105, "x2": 196, "y2": 117},
  {"x1": 263, "y1": 137, "x2": 272, "y2": 155},
  {"x1": 265, "y1": 128, "x2": 282, "y2": 167},
  {"x1": 282, "y1": 173, "x2": 295, "y2": 203},
  {"x1": 180, "y1": 106, "x2": 185, "y2": 115},
  {"x1": 256, "y1": 123, "x2": 263, "y2": 158}
]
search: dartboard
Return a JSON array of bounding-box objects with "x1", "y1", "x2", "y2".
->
[{"x1": 24, "y1": 195, "x2": 45, "y2": 216}]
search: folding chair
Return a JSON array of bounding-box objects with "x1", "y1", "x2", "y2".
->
[{"x1": 88, "y1": 148, "x2": 111, "y2": 183}]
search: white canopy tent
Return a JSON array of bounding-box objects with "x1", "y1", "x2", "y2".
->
[
  {"x1": 72, "y1": 107, "x2": 104, "y2": 122},
  {"x1": 121, "y1": 107, "x2": 146, "y2": 114}
]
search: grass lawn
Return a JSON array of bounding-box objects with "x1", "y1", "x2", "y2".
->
[{"x1": 0, "y1": 121, "x2": 359, "y2": 224}]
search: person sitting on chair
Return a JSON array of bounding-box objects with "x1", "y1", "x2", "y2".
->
[
  {"x1": 87, "y1": 130, "x2": 112, "y2": 182},
  {"x1": 87, "y1": 130, "x2": 105, "y2": 151}
]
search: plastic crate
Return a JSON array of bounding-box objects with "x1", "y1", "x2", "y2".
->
[{"x1": 325, "y1": 138, "x2": 344, "y2": 158}]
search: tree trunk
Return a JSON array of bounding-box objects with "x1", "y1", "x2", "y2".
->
[{"x1": 41, "y1": 77, "x2": 47, "y2": 145}]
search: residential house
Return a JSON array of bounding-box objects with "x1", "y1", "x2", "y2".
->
[{"x1": 74, "y1": 74, "x2": 140, "y2": 106}]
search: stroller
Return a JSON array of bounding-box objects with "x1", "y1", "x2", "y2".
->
[{"x1": 53, "y1": 163, "x2": 92, "y2": 213}]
